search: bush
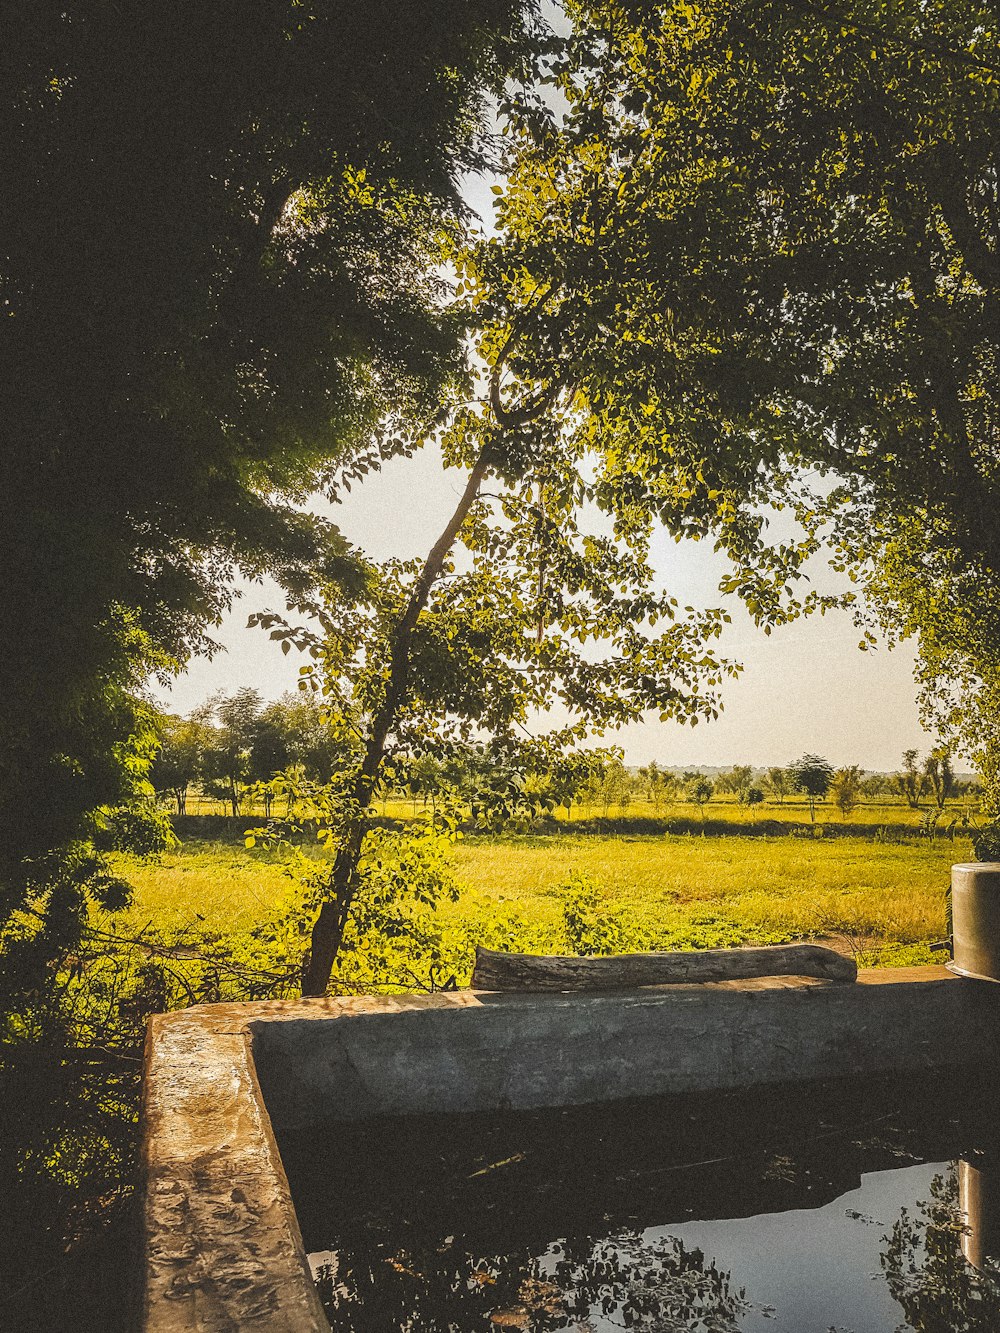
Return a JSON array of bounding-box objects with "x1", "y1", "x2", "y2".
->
[
  {"x1": 973, "y1": 823, "x2": 1000, "y2": 862},
  {"x1": 558, "y1": 875, "x2": 630, "y2": 956}
]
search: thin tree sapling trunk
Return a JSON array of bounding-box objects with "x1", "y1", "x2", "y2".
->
[{"x1": 301, "y1": 447, "x2": 494, "y2": 996}]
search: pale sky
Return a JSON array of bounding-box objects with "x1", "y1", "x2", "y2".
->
[{"x1": 151, "y1": 440, "x2": 933, "y2": 772}]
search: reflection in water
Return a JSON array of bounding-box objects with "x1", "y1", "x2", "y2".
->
[
  {"x1": 881, "y1": 1165, "x2": 1000, "y2": 1333},
  {"x1": 958, "y1": 1157, "x2": 1000, "y2": 1271},
  {"x1": 280, "y1": 1069, "x2": 1000, "y2": 1333},
  {"x1": 314, "y1": 1231, "x2": 748, "y2": 1332}
]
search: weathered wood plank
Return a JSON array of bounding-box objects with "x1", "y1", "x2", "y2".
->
[{"x1": 471, "y1": 943, "x2": 857, "y2": 992}]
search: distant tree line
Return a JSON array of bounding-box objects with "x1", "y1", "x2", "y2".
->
[
  {"x1": 152, "y1": 698, "x2": 978, "y2": 829},
  {"x1": 570, "y1": 750, "x2": 977, "y2": 825}
]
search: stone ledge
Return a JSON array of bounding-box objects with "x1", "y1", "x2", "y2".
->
[{"x1": 140, "y1": 967, "x2": 1000, "y2": 1331}]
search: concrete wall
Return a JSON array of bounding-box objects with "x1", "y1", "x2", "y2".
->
[
  {"x1": 251, "y1": 969, "x2": 1000, "y2": 1130},
  {"x1": 140, "y1": 968, "x2": 1000, "y2": 1331}
]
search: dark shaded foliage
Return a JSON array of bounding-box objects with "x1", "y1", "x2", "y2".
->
[{"x1": 0, "y1": 0, "x2": 540, "y2": 978}]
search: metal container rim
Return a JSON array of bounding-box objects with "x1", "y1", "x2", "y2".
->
[{"x1": 946, "y1": 960, "x2": 1000, "y2": 983}]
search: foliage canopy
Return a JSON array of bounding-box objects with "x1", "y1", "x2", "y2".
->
[
  {"x1": 473, "y1": 0, "x2": 1000, "y2": 794},
  {"x1": 0, "y1": 0, "x2": 541, "y2": 1009}
]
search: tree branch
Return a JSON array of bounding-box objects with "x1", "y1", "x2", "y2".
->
[{"x1": 220, "y1": 173, "x2": 296, "y2": 319}]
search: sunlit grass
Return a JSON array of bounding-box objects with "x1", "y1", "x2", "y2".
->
[
  {"x1": 120, "y1": 841, "x2": 306, "y2": 935},
  {"x1": 441, "y1": 833, "x2": 959, "y2": 954},
  {"x1": 121, "y1": 825, "x2": 967, "y2": 969}
]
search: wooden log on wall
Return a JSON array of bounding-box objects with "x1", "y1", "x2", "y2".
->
[{"x1": 471, "y1": 942, "x2": 858, "y2": 992}]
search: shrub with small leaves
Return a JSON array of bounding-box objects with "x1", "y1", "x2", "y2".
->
[
  {"x1": 558, "y1": 875, "x2": 631, "y2": 956},
  {"x1": 973, "y1": 823, "x2": 1000, "y2": 863}
]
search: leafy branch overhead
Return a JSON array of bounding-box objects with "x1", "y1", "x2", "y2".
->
[{"x1": 0, "y1": 0, "x2": 547, "y2": 1049}]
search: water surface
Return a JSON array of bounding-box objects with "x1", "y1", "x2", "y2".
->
[{"x1": 277, "y1": 1069, "x2": 1000, "y2": 1332}]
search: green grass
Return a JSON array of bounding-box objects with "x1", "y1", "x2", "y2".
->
[
  {"x1": 121, "y1": 824, "x2": 969, "y2": 973},
  {"x1": 121, "y1": 840, "x2": 302, "y2": 935},
  {"x1": 448, "y1": 832, "x2": 962, "y2": 964}
]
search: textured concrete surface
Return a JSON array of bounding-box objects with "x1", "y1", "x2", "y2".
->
[{"x1": 140, "y1": 967, "x2": 1000, "y2": 1330}]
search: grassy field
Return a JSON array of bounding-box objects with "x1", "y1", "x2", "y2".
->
[
  {"x1": 447, "y1": 832, "x2": 960, "y2": 950},
  {"x1": 121, "y1": 816, "x2": 969, "y2": 976}
]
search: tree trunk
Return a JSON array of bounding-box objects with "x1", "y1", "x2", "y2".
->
[
  {"x1": 301, "y1": 447, "x2": 495, "y2": 997},
  {"x1": 471, "y1": 943, "x2": 858, "y2": 992}
]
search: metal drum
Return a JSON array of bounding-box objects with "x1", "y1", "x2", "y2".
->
[{"x1": 949, "y1": 863, "x2": 1000, "y2": 983}]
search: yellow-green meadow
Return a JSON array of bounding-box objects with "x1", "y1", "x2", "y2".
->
[{"x1": 122, "y1": 819, "x2": 967, "y2": 974}]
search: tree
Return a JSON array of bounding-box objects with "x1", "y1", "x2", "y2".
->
[
  {"x1": 790, "y1": 755, "x2": 834, "y2": 822},
  {"x1": 685, "y1": 776, "x2": 715, "y2": 822},
  {"x1": 829, "y1": 767, "x2": 863, "y2": 820},
  {"x1": 197, "y1": 689, "x2": 263, "y2": 817},
  {"x1": 248, "y1": 709, "x2": 293, "y2": 818},
  {"x1": 232, "y1": 0, "x2": 1000, "y2": 995},
  {"x1": 924, "y1": 747, "x2": 956, "y2": 812},
  {"x1": 265, "y1": 692, "x2": 354, "y2": 786},
  {"x1": 0, "y1": 0, "x2": 542, "y2": 1024},
  {"x1": 583, "y1": 760, "x2": 636, "y2": 822},
  {"x1": 861, "y1": 774, "x2": 890, "y2": 800},
  {"x1": 547, "y1": 750, "x2": 605, "y2": 821},
  {"x1": 764, "y1": 768, "x2": 792, "y2": 805},
  {"x1": 717, "y1": 765, "x2": 753, "y2": 799},
  {"x1": 259, "y1": 372, "x2": 741, "y2": 994},
  {"x1": 477, "y1": 0, "x2": 1000, "y2": 817},
  {"x1": 150, "y1": 714, "x2": 205, "y2": 816},
  {"x1": 616, "y1": 771, "x2": 637, "y2": 817},
  {"x1": 895, "y1": 749, "x2": 929, "y2": 810},
  {"x1": 405, "y1": 754, "x2": 446, "y2": 817},
  {"x1": 639, "y1": 762, "x2": 678, "y2": 816},
  {"x1": 451, "y1": 743, "x2": 553, "y2": 830}
]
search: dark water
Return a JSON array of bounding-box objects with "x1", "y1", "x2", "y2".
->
[{"x1": 277, "y1": 1069, "x2": 1000, "y2": 1332}]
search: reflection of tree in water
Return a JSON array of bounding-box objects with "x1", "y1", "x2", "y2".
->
[
  {"x1": 315, "y1": 1229, "x2": 748, "y2": 1332},
  {"x1": 882, "y1": 1169, "x2": 1000, "y2": 1332}
]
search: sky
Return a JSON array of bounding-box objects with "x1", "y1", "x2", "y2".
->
[
  {"x1": 150, "y1": 438, "x2": 933, "y2": 772},
  {"x1": 149, "y1": 107, "x2": 936, "y2": 774}
]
